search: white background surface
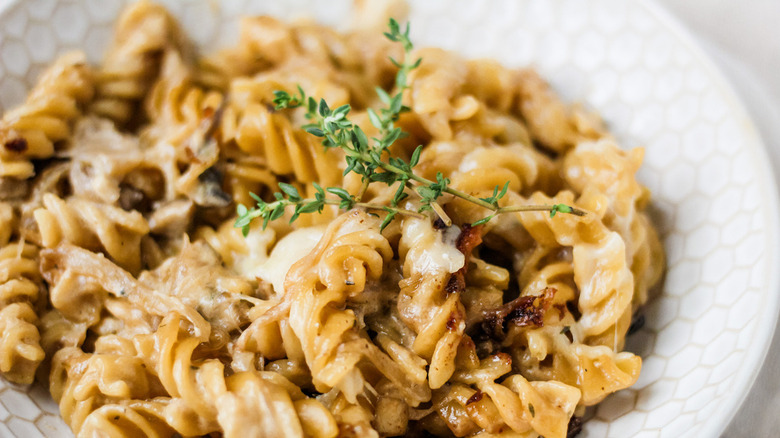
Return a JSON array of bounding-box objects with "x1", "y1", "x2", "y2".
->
[{"x1": 655, "y1": 1, "x2": 780, "y2": 436}]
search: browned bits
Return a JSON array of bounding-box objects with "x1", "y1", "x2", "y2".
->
[
  {"x1": 446, "y1": 310, "x2": 463, "y2": 330},
  {"x1": 553, "y1": 303, "x2": 567, "y2": 320},
  {"x1": 444, "y1": 274, "x2": 462, "y2": 295},
  {"x1": 445, "y1": 223, "x2": 484, "y2": 294},
  {"x1": 567, "y1": 416, "x2": 584, "y2": 438},
  {"x1": 466, "y1": 390, "x2": 483, "y2": 405},
  {"x1": 455, "y1": 224, "x2": 483, "y2": 257},
  {"x1": 492, "y1": 352, "x2": 512, "y2": 363},
  {"x1": 4, "y1": 138, "x2": 28, "y2": 153},
  {"x1": 481, "y1": 287, "x2": 557, "y2": 340}
]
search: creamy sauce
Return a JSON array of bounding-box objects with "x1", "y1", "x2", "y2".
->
[
  {"x1": 233, "y1": 227, "x2": 276, "y2": 277},
  {"x1": 255, "y1": 226, "x2": 326, "y2": 294}
]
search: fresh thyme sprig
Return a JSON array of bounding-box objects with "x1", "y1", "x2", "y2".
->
[
  {"x1": 235, "y1": 182, "x2": 424, "y2": 236},
  {"x1": 235, "y1": 18, "x2": 585, "y2": 235}
]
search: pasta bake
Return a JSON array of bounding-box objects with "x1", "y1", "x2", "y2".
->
[{"x1": 0, "y1": 1, "x2": 664, "y2": 437}]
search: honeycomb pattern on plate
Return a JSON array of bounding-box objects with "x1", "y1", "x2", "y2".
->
[{"x1": 0, "y1": 0, "x2": 777, "y2": 437}]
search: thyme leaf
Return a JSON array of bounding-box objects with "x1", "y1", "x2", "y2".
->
[{"x1": 236, "y1": 18, "x2": 585, "y2": 234}]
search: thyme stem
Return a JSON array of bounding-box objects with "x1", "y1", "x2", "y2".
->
[
  {"x1": 279, "y1": 198, "x2": 425, "y2": 218},
  {"x1": 358, "y1": 151, "x2": 587, "y2": 217},
  {"x1": 355, "y1": 177, "x2": 371, "y2": 202},
  {"x1": 236, "y1": 17, "x2": 586, "y2": 236},
  {"x1": 497, "y1": 204, "x2": 586, "y2": 215}
]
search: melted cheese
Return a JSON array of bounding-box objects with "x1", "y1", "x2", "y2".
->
[
  {"x1": 402, "y1": 217, "x2": 464, "y2": 275},
  {"x1": 255, "y1": 226, "x2": 326, "y2": 294},
  {"x1": 233, "y1": 227, "x2": 276, "y2": 277}
]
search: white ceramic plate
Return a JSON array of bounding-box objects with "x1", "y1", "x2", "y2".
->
[{"x1": 0, "y1": 1, "x2": 777, "y2": 437}]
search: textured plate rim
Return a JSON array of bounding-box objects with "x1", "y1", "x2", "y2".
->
[{"x1": 639, "y1": 0, "x2": 780, "y2": 436}]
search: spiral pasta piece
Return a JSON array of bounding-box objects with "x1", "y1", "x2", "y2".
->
[
  {"x1": 143, "y1": 49, "x2": 224, "y2": 147},
  {"x1": 219, "y1": 370, "x2": 339, "y2": 438},
  {"x1": 514, "y1": 326, "x2": 641, "y2": 406},
  {"x1": 50, "y1": 347, "x2": 101, "y2": 433},
  {"x1": 515, "y1": 69, "x2": 603, "y2": 153},
  {"x1": 426, "y1": 352, "x2": 580, "y2": 438},
  {"x1": 0, "y1": 3, "x2": 667, "y2": 435},
  {"x1": 285, "y1": 210, "x2": 431, "y2": 405},
  {"x1": 396, "y1": 216, "x2": 469, "y2": 389},
  {"x1": 562, "y1": 139, "x2": 665, "y2": 307},
  {"x1": 34, "y1": 193, "x2": 150, "y2": 273},
  {"x1": 451, "y1": 144, "x2": 558, "y2": 197},
  {"x1": 132, "y1": 312, "x2": 339, "y2": 438},
  {"x1": 79, "y1": 399, "x2": 175, "y2": 438},
  {"x1": 0, "y1": 242, "x2": 44, "y2": 384},
  {"x1": 133, "y1": 314, "x2": 224, "y2": 435},
  {"x1": 228, "y1": 99, "x2": 344, "y2": 188},
  {"x1": 49, "y1": 335, "x2": 160, "y2": 434},
  {"x1": 91, "y1": 0, "x2": 185, "y2": 125},
  {"x1": 0, "y1": 51, "x2": 93, "y2": 179},
  {"x1": 407, "y1": 48, "x2": 475, "y2": 140}
]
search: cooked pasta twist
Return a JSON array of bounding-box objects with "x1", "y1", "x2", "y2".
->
[
  {"x1": 144, "y1": 50, "x2": 225, "y2": 207},
  {"x1": 514, "y1": 191, "x2": 636, "y2": 345},
  {"x1": 90, "y1": 0, "x2": 185, "y2": 125},
  {"x1": 0, "y1": 3, "x2": 665, "y2": 437},
  {"x1": 396, "y1": 216, "x2": 467, "y2": 390},
  {"x1": 514, "y1": 326, "x2": 641, "y2": 406},
  {"x1": 132, "y1": 312, "x2": 340, "y2": 438},
  {"x1": 426, "y1": 351, "x2": 580, "y2": 438},
  {"x1": 50, "y1": 347, "x2": 102, "y2": 433},
  {"x1": 515, "y1": 69, "x2": 604, "y2": 153},
  {"x1": 79, "y1": 399, "x2": 175, "y2": 438},
  {"x1": 49, "y1": 335, "x2": 160, "y2": 434},
  {"x1": 34, "y1": 193, "x2": 150, "y2": 273},
  {"x1": 219, "y1": 370, "x2": 339, "y2": 438},
  {"x1": 225, "y1": 89, "x2": 344, "y2": 190},
  {"x1": 0, "y1": 242, "x2": 44, "y2": 384},
  {"x1": 562, "y1": 139, "x2": 664, "y2": 307},
  {"x1": 133, "y1": 313, "x2": 224, "y2": 435},
  {"x1": 285, "y1": 210, "x2": 431, "y2": 405},
  {"x1": 407, "y1": 48, "x2": 473, "y2": 140},
  {"x1": 144, "y1": 50, "x2": 223, "y2": 146},
  {"x1": 141, "y1": 50, "x2": 230, "y2": 209},
  {"x1": 0, "y1": 51, "x2": 93, "y2": 179}
]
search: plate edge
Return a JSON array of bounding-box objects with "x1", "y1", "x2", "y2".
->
[{"x1": 638, "y1": 1, "x2": 780, "y2": 437}]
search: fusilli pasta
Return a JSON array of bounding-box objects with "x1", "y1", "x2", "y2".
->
[
  {"x1": 0, "y1": 52, "x2": 93, "y2": 179},
  {"x1": 0, "y1": 3, "x2": 665, "y2": 438},
  {"x1": 0, "y1": 242, "x2": 44, "y2": 384},
  {"x1": 90, "y1": 0, "x2": 185, "y2": 126}
]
